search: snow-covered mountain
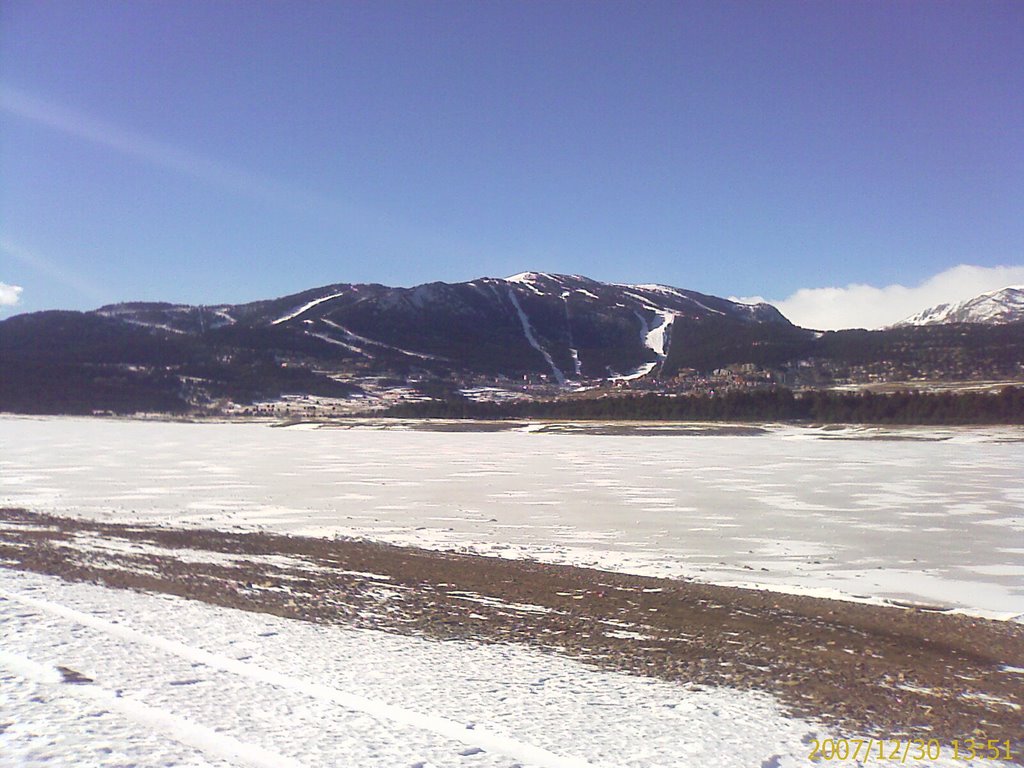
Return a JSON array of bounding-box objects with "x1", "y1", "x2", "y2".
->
[
  {"x1": 5, "y1": 272, "x2": 1024, "y2": 414},
  {"x1": 894, "y1": 286, "x2": 1024, "y2": 327},
  {"x1": 89, "y1": 271, "x2": 793, "y2": 382}
]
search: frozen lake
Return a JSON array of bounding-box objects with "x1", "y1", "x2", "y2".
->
[{"x1": 2, "y1": 416, "x2": 1022, "y2": 619}]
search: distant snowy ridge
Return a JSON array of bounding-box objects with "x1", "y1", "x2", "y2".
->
[{"x1": 894, "y1": 285, "x2": 1024, "y2": 327}]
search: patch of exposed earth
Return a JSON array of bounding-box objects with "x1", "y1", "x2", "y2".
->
[{"x1": 1, "y1": 508, "x2": 1021, "y2": 749}]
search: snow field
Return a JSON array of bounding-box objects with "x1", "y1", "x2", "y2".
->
[{"x1": 0, "y1": 570, "x2": 867, "y2": 768}]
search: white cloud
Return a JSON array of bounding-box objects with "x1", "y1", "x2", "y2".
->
[
  {"x1": 0, "y1": 281, "x2": 23, "y2": 307},
  {"x1": 763, "y1": 264, "x2": 1024, "y2": 331}
]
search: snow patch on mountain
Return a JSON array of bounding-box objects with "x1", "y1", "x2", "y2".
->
[
  {"x1": 610, "y1": 309, "x2": 675, "y2": 381},
  {"x1": 117, "y1": 317, "x2": 188, "y2": 335},
  {"x1": 505, "y1": 272, "x2": 547, "y2": 296},
  {"x1": 210, "y1": 308, "x2": 236, "y2": 326},
  {"x1": 631, "y1": 284, "x2": 726, "y2": 316},
  {"x1": 568, "y1": 347, "x2": 582, "y2": 377},
  {"x1": 609, "y1": 361, "x2": 658, "y2": 382},
  {"x1": 307, "y1": 331, "x2": 370, "y2": 357}
]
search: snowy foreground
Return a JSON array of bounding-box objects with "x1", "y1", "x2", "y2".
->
[
  {"x1": 2, "y1": 416, "x2": 1023, "y2": 767},
  {"x1": 1, "y1": 569, "x2": 1013, "y2": 768},
  {"x1": 1, "y1": 416, "x2": 1022, "y2": 618}
]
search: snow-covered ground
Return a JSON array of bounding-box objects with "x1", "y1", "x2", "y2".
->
[
  {"x1": 2, "y1": 417, "x2": 1023, "y2": 767},
  {"x1": 1, "y1": 416, "x2": 1022, "y2": 619},
  {"x1": 2, "y1": 569, "x2": 1009, "y2": 768}
]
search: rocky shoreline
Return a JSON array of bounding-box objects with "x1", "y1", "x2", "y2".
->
[{"x1": 1, "y1": 507, "x2": 1021, "y2": 748}]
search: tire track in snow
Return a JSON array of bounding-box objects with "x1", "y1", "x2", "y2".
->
[
  {"x1": 0, "y1": 648, "x2": 308, "y2": 768},
  {"x1": 0, "y1": 588, "x2": 604, "y2": 768}
]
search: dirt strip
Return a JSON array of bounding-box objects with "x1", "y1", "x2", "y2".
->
[{"x1": 1, "y1": 507, "x2": 1021, "y2": 748}]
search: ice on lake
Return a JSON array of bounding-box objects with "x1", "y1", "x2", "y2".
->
[{"x1": 1, "y1": 416, "x2": 1022, "y2": 619}]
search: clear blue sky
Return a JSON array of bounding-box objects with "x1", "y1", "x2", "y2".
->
[{"x1": 1, "y1": 0, "x2": 1022, "y2": 318}]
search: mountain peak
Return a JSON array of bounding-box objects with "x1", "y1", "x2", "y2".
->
[
  {"x1": 504, "y1": 271, "x2": 593, "y2": 285},
  {"x1": 894, "y1": 286, "x2": 1024, "y2": 327}
]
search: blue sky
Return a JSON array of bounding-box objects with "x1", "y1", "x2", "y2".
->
[{"x1": 1, "y1": 1, "x2": 1022, "y2": 328}]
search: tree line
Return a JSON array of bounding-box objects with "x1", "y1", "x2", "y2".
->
[{"x1": 381, "y1": 386, "x2": 1024, "y2": 425}]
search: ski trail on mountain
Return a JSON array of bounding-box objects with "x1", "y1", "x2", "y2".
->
[
  {"x1": 561, "y1": 290, "x2": 583, "y2": 378},
  {"x1": 320, "y1": 317, "x2": 445, "y2": 360},
  {"x1": 271, "y1": 291, "x2": 347, "y2": 325},
  {"x1": 508, "y1": 288, "x2": 567, "y2": 385}
]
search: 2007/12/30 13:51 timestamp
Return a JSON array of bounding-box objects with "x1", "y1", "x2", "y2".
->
[{"x1": 808, "y1": 738, "x2": 1016, "y2": 762}]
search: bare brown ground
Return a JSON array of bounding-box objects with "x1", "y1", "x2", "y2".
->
[{"x1": 1, "y1": 507, "x2": 1021, "y2": 749}]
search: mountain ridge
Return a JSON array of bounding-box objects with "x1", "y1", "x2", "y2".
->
[
  {"x1": 3, "y1": 272, "x2": 1024, "y2": 415},
  {"x1": 894, "y1": 285, "x2": 1024, "y2": 327},
  {"x1": 89, "y1": 271, "x2": 794, "y2": 383}
]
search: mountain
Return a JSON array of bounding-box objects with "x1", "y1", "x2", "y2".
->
[
  {"x1": 3, "y1": 272, "x2": 1023, "y2": 415},
  {"x1": 894, "y1": 286, "x2": 1024, "y2": 327},
  {"x1": 90, "y1": 272, "x2": 792, "y2": 382}
]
